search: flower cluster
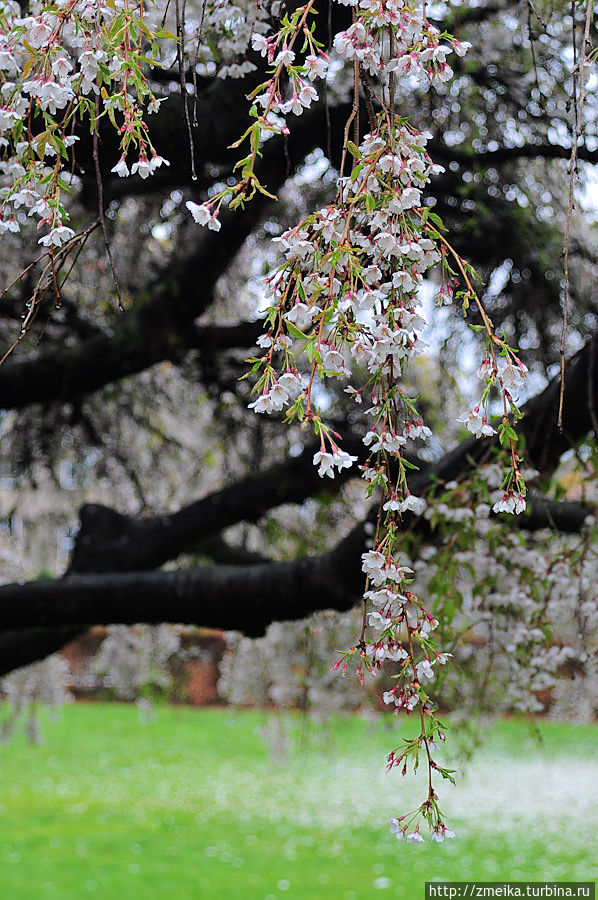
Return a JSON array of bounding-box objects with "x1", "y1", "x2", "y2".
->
[
  {"x1": 332, "y1": 0, "x2": 470, "y2": 89},
  {"x1": 0, "y1": 0, "x2": 172, "y2": 250},
  {"x1": 190, "y1": 0, "x2": 274, "y2": 81},
  {"x1": 412, "y1": 467, "x2": 596, "y2": 721},
  {"x1": 457, "y1": 352, "x2": 529, "y2": 512}
]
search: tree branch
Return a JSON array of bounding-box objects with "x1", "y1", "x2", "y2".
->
[
  {"x1": 69, "y1": 435, "x2": 365, "y2": 573},
  {"x1": 0, "y1": 487, "x2": 593, "y2": 678},
  {"x1": 0, "y1": 537, "x2": 365, "y2": 642},
  {"x1": 514, "y1": 499, "x2": 593, "y2": 533},
  {"x1": 68, "y1": 325, "x2": 598, "y2": 576},
  {"x1": 403, "y1": 331, "x2": 598, "y2": 493}
]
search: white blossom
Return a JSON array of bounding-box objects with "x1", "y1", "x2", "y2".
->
[
  {"x1": 457, "y1": 408, "x2": 496, "y2": 439},
  {"x1": 111, "y1": 157, "x2": 129, "y2": 178},
  {"x1": 38, "y1": 226, "x2": 75, "y2": 247},
  {"x1": 313, "y1": 449, "x2": 357, "y2": 478},
  {"x1": 406, "y1": 830, "x2": 425, "y2": 844}
]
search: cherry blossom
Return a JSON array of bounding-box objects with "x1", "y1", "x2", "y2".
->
[
  {"x1": 457, "y1": 408, "x2": 496, "y2": 439},
  {"x1": 38, "y1": 226, "x2": 75, "y2": 248},
  {"x1": 492, "y1": 493, "x2": 527, "y2": 515},
  {"x1": 406, "y1": 830, "x2": 425, "y2": 844},
  {"x1": 111, "y1": 158, "x2": 130, "y2": 178}
]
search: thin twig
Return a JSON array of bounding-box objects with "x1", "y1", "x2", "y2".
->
[
  {"x1": 93, "y1": 96, "x2": 123, "y2": 311},
  {"x1": 359, "y1": 67, "x2": 377, "y2": 132},
  {"x1": 527, "y1": 5, "x2": 542, "y2": 98},
  {"x1": 558, "y1": 0, "x2": 593, "y2": 430},
  {"x1": 0, "y1": 221, "x2": 100, "y2": 367},
  {"x1": 325, "y1": 0, "x2": 332, "y2": 163},
  {"x1": 353, "y1": 57, "x2": 360, "y2": 147},
  {"x1": 175, "y1": 0, "x2": 197, "y2": 181},
  {"x1": 338, "y1": 59, "x2": 361, "y2": 182},
  {"x1": 160, "y1": 0, "x2": 172, "y2": 28},
  {"x1": 192, "y1": 0, "x2": 209, "y2": 127},
  {"x1": 388, "y1": 28, "x2": 395, "y2": 135},
  {"x1": 527, "y1": 0, "x2": 549, "y2": 29}
]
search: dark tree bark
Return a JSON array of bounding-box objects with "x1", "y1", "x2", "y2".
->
[
  {"x1": 69, "y1": 436, "x2": 366, "y2": 574},
  {"x1": 1, "y1": 287, "x2": 597, "y2": 675},
  {"x1": 0, "y1": 543, "x2": 363, "y2": 637},
  {"x1": 69, "y1": 339, "x2": 598, "y2": 576},
  {"x1": 0, "y1": 484, "x2": 592, "y2": 678}
]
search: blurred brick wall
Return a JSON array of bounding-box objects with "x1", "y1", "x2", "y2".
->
[{"x1": 63, "y1": 627, "x2": 227, "y2": 706}]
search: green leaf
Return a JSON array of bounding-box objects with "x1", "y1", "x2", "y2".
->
[
  {"x1": 286, "y1": 321, "x2": 307, "y2": 339},
  {"x1": 427, "y1": 212, "x2": 447, "y2": 231},
  {"x1": 153, "y1": 28, "x2": 177, "y2": 40}
]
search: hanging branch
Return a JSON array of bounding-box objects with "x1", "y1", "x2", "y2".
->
[{"x1": 558, "y1": 0, "x2": 594, "y2": 429}]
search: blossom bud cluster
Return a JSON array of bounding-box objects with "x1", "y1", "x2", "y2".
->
[
  {"x1": 190, "y1": 0, "x2": 276, "y2": 81},
  {"x1": 242, "y1": 110, "x2": 463, "y2": 845},
  {"x1": 333, "y1": 0, "x2": 471, "y2": 89},
  {"x1": 246, "y1": 121, "x2": 446, "y2": 452}
]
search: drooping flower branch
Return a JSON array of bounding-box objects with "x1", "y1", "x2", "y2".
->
[
  {"x1": 210, "y1": 0, "x2": 531, "y2": 842},
  {"x1": 0, "y1": 2, "x2": 171, "y2": 240},
  {"x1": 0, "y1": 0, "x2": 173, "y2": 347}
]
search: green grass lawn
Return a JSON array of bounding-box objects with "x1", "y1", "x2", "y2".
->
[{"x1": 0, "y1": 704, "x2": 596, "y2": 898}]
